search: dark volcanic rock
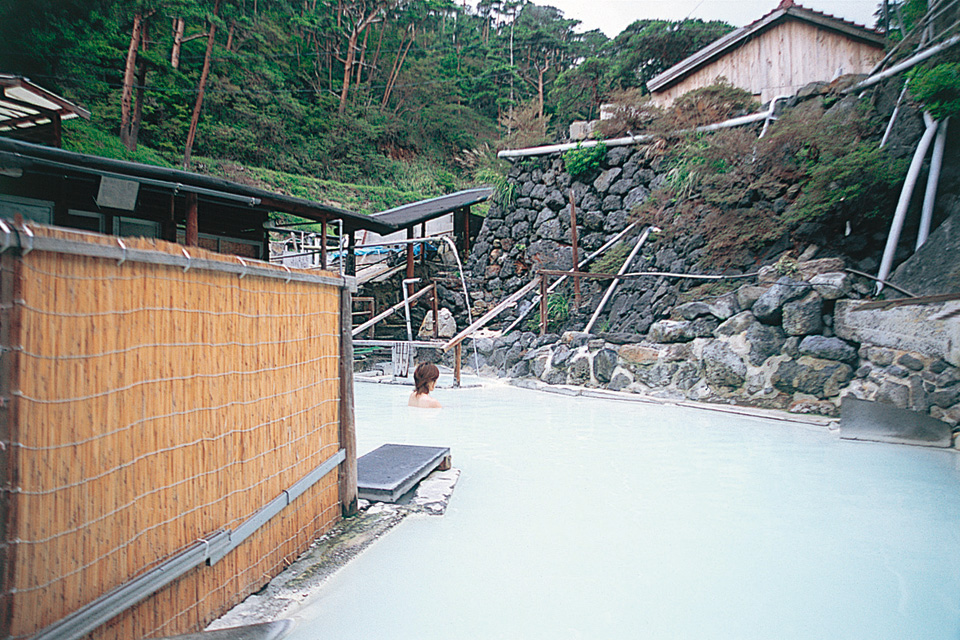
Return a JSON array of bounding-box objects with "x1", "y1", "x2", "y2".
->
[
  {"x1": 752, "y1": 277, "x2": 811, "y2": 323},
  {"x1": 771, "y1": 356, "x2": 853, "y2": 398},
  {"x1": 798, "y1": 335, "x2": 858, "y2": 364},
  {"x1": 702, "y1": 341, "x2": 747, "y2": 388},
  {"x1": 594, "y1": 348, "x2": 618, "y2": 383}
]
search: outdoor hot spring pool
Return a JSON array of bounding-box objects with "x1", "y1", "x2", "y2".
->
[{"x1": 286, "y1": 378, "x2": 960, "y2": 640}]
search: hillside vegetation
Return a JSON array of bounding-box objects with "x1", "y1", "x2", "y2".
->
[{"x1": 1, "y1": 0, "x2": 731, "y2": 203}]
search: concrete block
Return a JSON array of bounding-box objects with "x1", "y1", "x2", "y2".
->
[{"x1": 835, "y1": 299, "x2": 960, "y2": 367}]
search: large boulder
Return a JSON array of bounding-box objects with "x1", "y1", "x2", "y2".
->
[
  {"x1": 702, "y1": 341, "x2": 747, "y2": 388},
  {"x1": 618, "y1": 344, "x2": 661, "y2": 365},
  {"x1": 835, "y1": 299, "x2": 960, "y2": 367},
  {"x1": 810, "y1": 272, "x2": 852, "y2": 300},
  {"x1": 798, "y1": 335, "x2": 858, "y2": 364},
  {"x1": 648, "y1": 320, "x2": 693, "y2": 343},
  {"x1": 594, "y1": 349, "x2": 619, "y2": 382},
  {"x1": 744, "y1": 322, "x2": 786, "y2": 366},
  {"x1": 418, "y1": 307, "x2": 457, "y2": 339},
  {"x1": 782, "y1": 292, "x2": 823, "y2": 336},
  {"x1": 752, "y1": 277, "x2": 811, "y2": 323},
  {"x1": 593, "y1": 168, "x2": 622, "y2": 193},
  {"x1": 772, "y1": 356, "x2": 853, "y2": 398}
]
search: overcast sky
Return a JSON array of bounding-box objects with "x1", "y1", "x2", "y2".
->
[{"x1": 542, "y1": 0, "x2": 881, "y2": 37}]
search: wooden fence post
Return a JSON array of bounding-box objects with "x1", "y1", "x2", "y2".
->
[
  {"x1": 569, "y1": 190, "x2": 580, "y2": 308},
  {"x1": 338, "y1": 286, "x2": 358, "y2": 518},
  {"x1": 539, "y1": 275, "x2": 548, "y2": 335},
  {"x1": 185, "y1": 192, "x2": 198, "y2": 247},
  {"x1": 0, "y1": 248, "x2": 23, "y2": 639}
]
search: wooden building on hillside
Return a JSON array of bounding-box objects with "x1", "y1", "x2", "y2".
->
[
  {"x1": 0, "y1": 136, "x2": 393, "y2": 262},
  {"x1": 647, "y1": 0, "x2": 886, "y2": 105}
]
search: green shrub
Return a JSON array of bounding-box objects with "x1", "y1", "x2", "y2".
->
[
  {"x1": 909, "y1": 62, "x2": 960, "y2": 120},
  {"x1": 525, "y1": 293, "x2": 570, "y2": 333},
  {"x1": 563, "y1": 142, "x2": 607, "y2": 177}
]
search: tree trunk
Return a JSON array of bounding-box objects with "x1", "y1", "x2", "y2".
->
[
  {"x1": 381, "y1": 26, "x2": 414, "y2": 110},
  {"x1": 337, "y1": 24, "x2": 360, "y2": 115},
  {"x1": 129, "y1": 22, "x2": 149, "y2": 151},
  {"x1": 183, "y1": 0, "x2": 221, "y2": 169},
  {"x1": 171, "y1": 17, "x2": 185, "y2": 69},
  {"x1": 355, "y1": 23, "x2": 370, "y2": 85},
  {"x1": 120, "y1": 11, "x2": 143, "y2": 149},
  {"x1": 225, "y1": 20, "x2": 235, "y2": 51},
  {"x1": 537, "y1": 65, "x2": 546, "y2": 120}
]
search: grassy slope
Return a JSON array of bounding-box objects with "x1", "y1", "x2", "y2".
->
[{"x1": 59, "y1": 119, "x2": 453, "y2": 217}]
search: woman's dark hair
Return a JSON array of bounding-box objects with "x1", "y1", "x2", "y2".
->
[{"x1": 413, "y1": 362, "x2": 440, "y2": 396}]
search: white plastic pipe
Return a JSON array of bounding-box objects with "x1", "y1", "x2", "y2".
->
[
  {"x1": 846, "y1": 33, "x2": 960, "y2": 95},
  {"x1": 877, "y1": 112, "x2": 939, "y2": 292},
  {"x1": 917, "y1": 117, "x2": 949, "y2": 249},
  {"x1": 497, "y1": 102, "x2": 781, "y2": 158},
  {"x1": 584, "y1": 225, "x2": 660, "y2": 333}
]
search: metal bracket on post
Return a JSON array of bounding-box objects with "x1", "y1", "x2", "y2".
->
[
  {"x1": 116, "y1": 238, "x2": 127, "y2": 267},
  {"x1": 0, "y1": 219, "x2": 12, "y2": 253},
  {"x1": 17, "y1": 222, "x2": 33, "y2": 257}
]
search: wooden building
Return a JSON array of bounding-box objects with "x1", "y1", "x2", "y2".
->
[
  {"x1": 0, "y1": 136, "x2": 394, "y2": 263},
  {"x1": 647, "y1": 0, "x2": 886, "y2": 105},
  {"x1": 0, "y1": 75, "x2": 90, "y2": 147}
]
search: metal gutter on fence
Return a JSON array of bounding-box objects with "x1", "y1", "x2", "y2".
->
[
  {"x1": 0, "y1": 219, "x2": 356, "y2": 291},
  {"x1": 30, "y1": 449, "x2": 345, "y2": 640}
]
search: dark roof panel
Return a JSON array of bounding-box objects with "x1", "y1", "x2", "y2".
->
[{"x1": 373, "y1": 188, "x2": 492, "y2": 229}]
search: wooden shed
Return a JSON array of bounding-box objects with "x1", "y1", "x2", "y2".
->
[{"x1": 647, "y1": 0, "x2": 886, "y2": 105}]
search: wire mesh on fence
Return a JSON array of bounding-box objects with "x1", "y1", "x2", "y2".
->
[{"x1": 0, "y1": 226, "x2": 346, "y2": 639}]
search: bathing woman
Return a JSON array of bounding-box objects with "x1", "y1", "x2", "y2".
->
[{"x1": 409, "y1": 362, "x2": 442, "y2": 408}]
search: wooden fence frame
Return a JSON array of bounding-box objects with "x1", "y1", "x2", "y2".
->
[{"x1": 0, "y1": 220, "x2": 358, "y2": 640}]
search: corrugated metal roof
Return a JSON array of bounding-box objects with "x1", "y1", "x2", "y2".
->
[
  {"x1": 647, "y1": 2, "x2": 886, "y2": 94},
  {"x1": 0, "y1": 75, "x2": 91, "y2": 131},
  {"x1": 372, "y1": 188, "x2": 492, "y2": 229}
]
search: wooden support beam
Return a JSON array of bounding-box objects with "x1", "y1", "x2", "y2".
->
[
  {"x1": 540, "y1": 275, "x2": 548, "y2": 336},
  {"x1": 405, "y1": 227, "x2": 415, "y2": 296},
  {"x1": 339, "y1": 286, "x2": 358, "y2": 518},
  {"x1": 347, "y1": 230, "x2": 356, "y2": 276},
  {"x1": 454, "y1": 343, "x2": 462, "y2": 388},
  {"x1": 0, "y1": 247, "x2": 23, "y2": 638},
  {"x1": 320, "y1": 216, "x2": 328, "y2": 271},
  {"x1": 431, "y1": 284, "x2": 439, "y2": 339},
  {"x1": 420, "y1": 222, "x2": 427, "y2": 265},
  {"x1": 442, "y1": 276, "x2": 542, "y2": 351},
  {"x1": 185, "y1": 192, "x2": 198, "y2": 247},
  {"x1": 352, "y1": 284, "x2": 435, "y2": 336},
  {"x1": 569, "y1": 191, "x2": 580, "y2": 308},
  {"x1": 463, "y1": 207, "x2": 470, "y2": 256}
]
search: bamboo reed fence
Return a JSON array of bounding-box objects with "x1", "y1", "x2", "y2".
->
[{"x1": 0, "y1": 224, "x2": 349, "y2": 639}]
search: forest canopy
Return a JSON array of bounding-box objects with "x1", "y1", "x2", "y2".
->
[{"x1": 0, "y1": 0, "x2": 732, "y2": 192}]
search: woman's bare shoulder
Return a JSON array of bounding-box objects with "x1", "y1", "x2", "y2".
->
[{"x1": 409, "y1": 393, "x2": 441, "y2": 408}]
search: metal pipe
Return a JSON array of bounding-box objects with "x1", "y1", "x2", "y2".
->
[
  {"x1": 845, "y1": 32, "x2": 960, "y2": 94},
  {"x1": 402, "y1": 277, "x2": 420, "y2": 341},
  {"x1": 501, "y1": 222, "x2": 639, "y2": 335},
  {"x1": 497, "y1": 108, "x2": 777, "y2": 158},
  {"x1": 881, "y1": 80, "x2": 911, "y2": 148},
  {"x1": 877, "y1": 112, "x2": 939, "y2": 292},
  {"x1": 917, "y1": 117, "x2": 949, "y2": 249},
  {"x1": 758, "y1": 95, "x2": 791, "y2": 138},
  {"x1": 584, "y1": 226, "x2": 660, "y2": 333}
]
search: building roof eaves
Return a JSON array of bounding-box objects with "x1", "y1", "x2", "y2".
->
[
  {"x1": 647, "y1": 5, "x2": 885, "y2": 93},
  {"x1": 0, "y1": 137, "x2": 396, "y2": 234}
]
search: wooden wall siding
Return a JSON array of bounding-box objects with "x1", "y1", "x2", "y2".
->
[
  {"x1": 0, "y1": 226, "x2": 343, "y2": 639},
  {"x1": 651, "y1": 20, "x2": 884, "y2": 105}
]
